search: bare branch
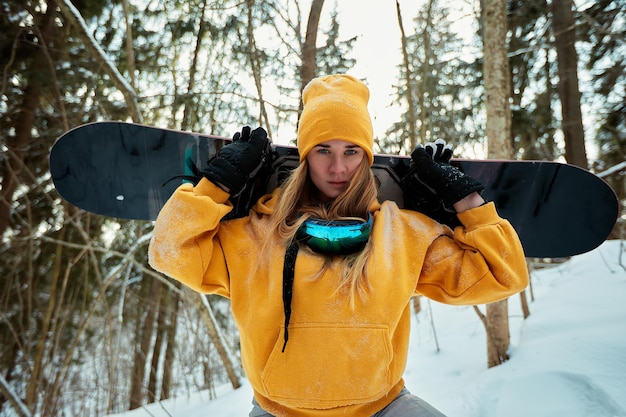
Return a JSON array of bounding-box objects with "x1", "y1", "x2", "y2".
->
[{"x1": 0, "y1": 373, "x2": 31, "y2": 417}]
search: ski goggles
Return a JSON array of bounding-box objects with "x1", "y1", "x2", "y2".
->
[{"x1": 296, "y1": 214, "x2": 373, "y2": 255}]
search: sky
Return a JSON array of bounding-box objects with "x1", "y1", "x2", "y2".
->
[
  {"x1": 332, "y1": 0, "x2": 406, "y2": 137},
  {"x1": 106, "y1": 239, "x2": 626, "y2": 417}
]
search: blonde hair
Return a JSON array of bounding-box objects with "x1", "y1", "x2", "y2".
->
[{"x1": 268, "y1": 158, "x2": 378, "y2": 307}]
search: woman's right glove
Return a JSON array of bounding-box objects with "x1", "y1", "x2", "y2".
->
[
  {"x1": 401, "y1": 139, "x2": 484, "y2": 227},
  {"x1": 202, "y1": 126, "x2": 272, "y2": 196}
]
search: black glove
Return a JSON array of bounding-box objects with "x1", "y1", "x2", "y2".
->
[
  {"x1": 202, "y1": 126, "x2": 272, "y2": 196},
  {"x1": 401, "y1": 140, "x2": 483, "y2": 227}
]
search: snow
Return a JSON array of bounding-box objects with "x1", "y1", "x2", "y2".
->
[{"x1": 107, "y1": 240, "x2": 626, "y2": 417}]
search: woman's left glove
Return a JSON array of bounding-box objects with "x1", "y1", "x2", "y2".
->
[
  {"x1": 202, "y1": 126, "x2": 272, "y2": 196},
  {"x1": 401, "y1": 139, "x2": 483, "y2": 227}
]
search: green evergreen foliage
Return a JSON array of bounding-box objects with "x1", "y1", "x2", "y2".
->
[{"x1": 384, "y1": 0, "x2": 483, "y2": 156}]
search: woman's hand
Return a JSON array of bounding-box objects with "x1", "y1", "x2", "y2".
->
[{"x1": 202, "y1": 126, "x2": 271, "y2": 196}]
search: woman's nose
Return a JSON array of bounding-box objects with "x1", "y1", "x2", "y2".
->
[{"x1": 328, "y1": 155, "x2": 346, "y2": 173}]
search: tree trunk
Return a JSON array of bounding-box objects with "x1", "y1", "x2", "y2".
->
[
  {"x1": 147, "y1": 290, "x2": 168, "y2": 403},
  {"x1": 0, "y1": 0, "x2": 56, "y2": 238},
  {"x1": 298, "y1": 0, "x2": 326, "y2": 122},
  {"x1": 411, "y1": 296, "x2": 421, "y2": 315},
  {"x1": 160, "y1": 290, "x2": 179, "y2": 400},
  {"x1": 481, "y1": 0, "x2": 513, "y2": 368},
  {"x1": 483, "y1": 0, "x2": 512, "y2": 158},
  {"x1": 395, "y1": 0, "x2": 418, "y2": 149},
  {"x1": 121, "y1": 0, "x2": 136, "y2": 88},
  {"x1": 245, "y1": 0, "x2": 272, "y2": 134},
  {"x1": 473, "y1": 304, "x2": 508, "y2": 366},
  {"x1": 418, "y1": 0, "x2": 435, "y2": 144},
  {"x1": 181, "y1": 0, "x2": 209, "y2": 131},
  {"x1": 551, "y1": 0, "x2": 588, "y2": 169},
  {"x1": 26, "y1": 226, "x2": 66, "y2": 409},
  {"x1": 300, "y1": 0, "x2": 325, "y2": 92},
  {"x1": 520, "y1": 290, "x2": 531, "y2": 319},
  {"x1": 129, "y1": 278, "x2": 161, "y2": 409},
  {"x1": 485, "y1": 302, "x2": 510, "y2": 366}
]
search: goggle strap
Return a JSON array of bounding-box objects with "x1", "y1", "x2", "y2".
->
[{"x1": 281, "y1": 240, "x2": 299, "y2": 353}]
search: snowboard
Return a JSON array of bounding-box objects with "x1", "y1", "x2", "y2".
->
[{"x1": 49, "y1": 122, "x2": 619, "y2": 258}]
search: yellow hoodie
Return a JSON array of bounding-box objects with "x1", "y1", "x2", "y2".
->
[{"x1": 149, "y1": 178, "x2": 528, "y2": 417}]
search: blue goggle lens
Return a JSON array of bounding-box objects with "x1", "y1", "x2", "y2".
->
[{"x1": 296, "y1": 214, "x2": 372, "y2": 255}]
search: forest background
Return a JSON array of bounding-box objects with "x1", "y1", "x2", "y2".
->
[{"x1": 1, "y1": 0, "x2": 624, "y2": 416}]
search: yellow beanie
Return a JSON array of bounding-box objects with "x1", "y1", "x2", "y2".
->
[{"x1": 297, "y1": 74, "x2": 374, "y2": 165}]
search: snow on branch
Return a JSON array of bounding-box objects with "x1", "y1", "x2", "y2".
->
[{"x1": 57, "y1": 0, "x2": 143, "y2": 123}]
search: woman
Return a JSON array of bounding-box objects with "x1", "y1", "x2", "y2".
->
[{"x1": 149, "y1": 74, "x2": 528, "y2": 416}]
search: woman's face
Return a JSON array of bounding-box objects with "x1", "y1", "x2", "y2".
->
[{"x1": 306, "y1": 139, "x2": 365, "y2": 202}]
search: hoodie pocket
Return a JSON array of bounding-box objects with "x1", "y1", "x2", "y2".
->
[{"x1": 260, "y1": 323, "x2": 393, "y2": 410}]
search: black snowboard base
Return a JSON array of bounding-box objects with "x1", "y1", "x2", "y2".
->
[{"x1": 49, "y1": 122, "x2": 619, "y2": 258}]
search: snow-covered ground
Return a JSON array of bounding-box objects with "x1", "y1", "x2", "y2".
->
[{"x1": 108, "y1": 240, "x2": 626, "y2": 417}]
